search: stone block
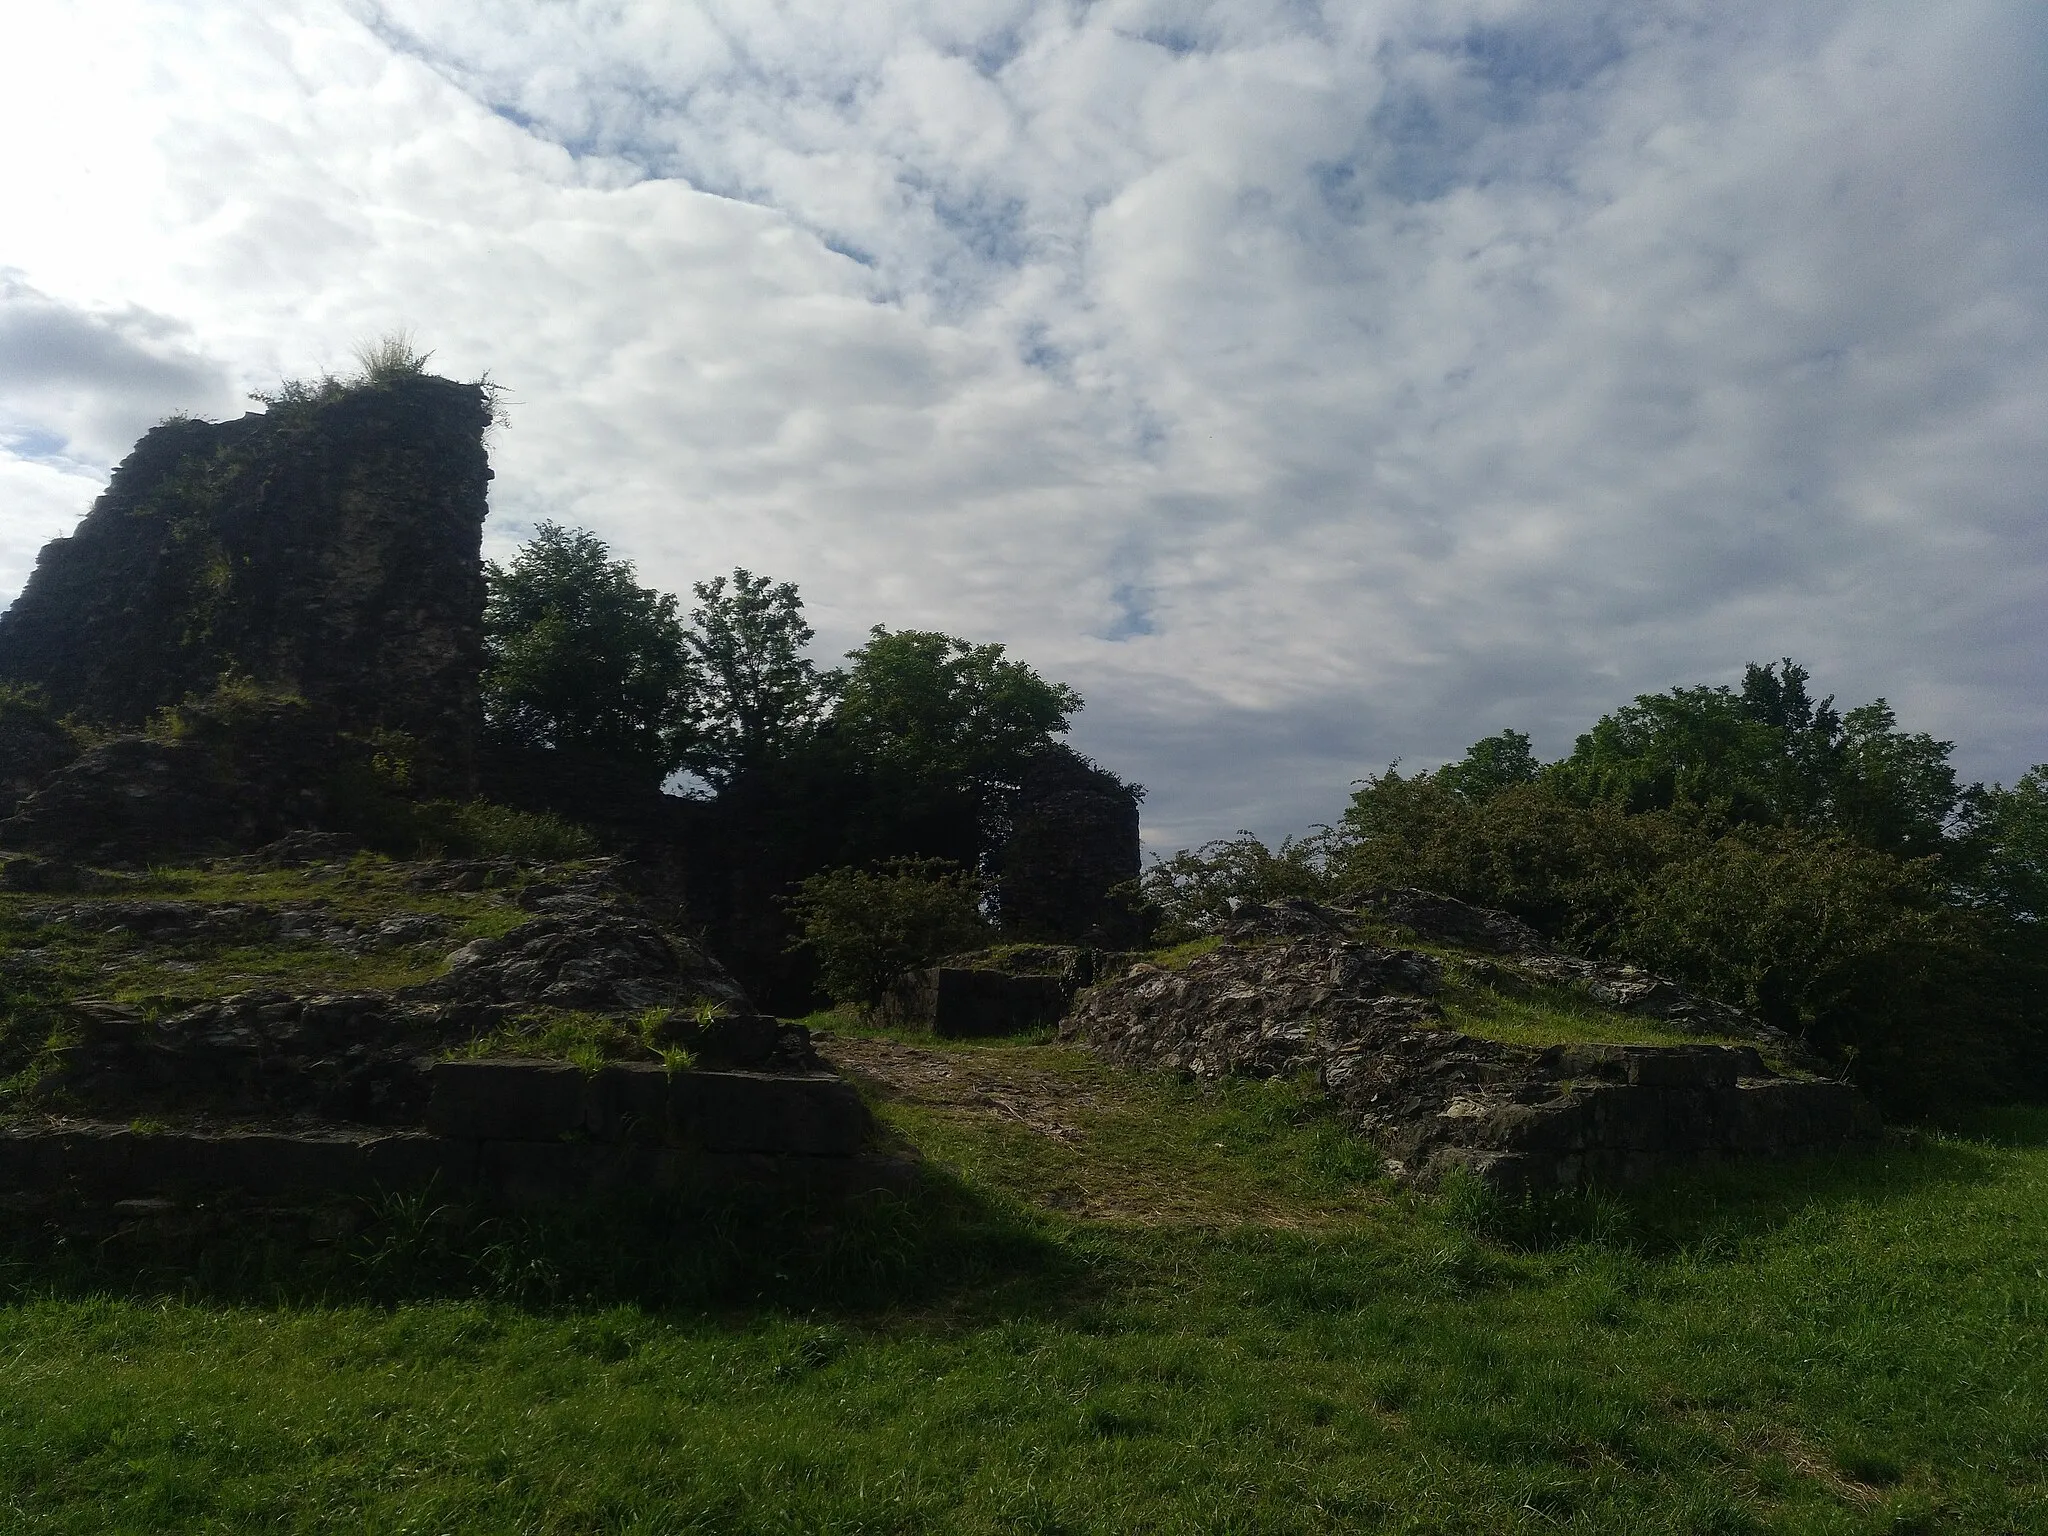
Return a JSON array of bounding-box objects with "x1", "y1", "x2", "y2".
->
[
  {"x1": 585, "y1": 1063, "x2": 673, "y2": 1143},
  {"x1": 361, "y1": 1132, "x2": 475, "y2": 1191},
  {"x1": 0, "y1": 1134, "x2": 42, "y2": 1189},
  {"x1": 1545, "y1": 1043, "x2": 1761, "y2": 1089},
  {"x1": 931, "y1": 969, "x2": 1068, "y2": 1038},
  {"x1": 670, "y1": 1070, "x2": 870, "y2": 1156},
  {"x1": 476, "y1": 1140, "x2": 663, "y2": 1202},
  {"x1": 427, "y1": 1059, "x2": 586, "y2": 1141},
  {"x1": 1732, "y1": 1079, "x2": 1876, "y2": 1153},
  {"x1": 49, "y1": 1127, "x2": 136, "y2": 1187}
]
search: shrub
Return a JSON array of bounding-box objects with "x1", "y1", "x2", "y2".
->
[
  {"x1": 414, "y1": 800, "x2": 599, "y2": 861},
  {"x1": 1138, "y1": 832, "x2": 1340, "y2": 940},
  {"x1": 787, "y1": 858, "x2": 991, "y2": 1015},
  {"x1": 1331, "y1": 772, "x2": 1705, "y2": 950},
  {"x1": 1617, "y1": 830, "x2": 2033, "y2": 1113}
]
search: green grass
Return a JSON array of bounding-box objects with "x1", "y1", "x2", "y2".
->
[
  {"x1": 0, "y1": 878, "x2": 2040, "y2": 1528},
  {"x1": 1437, "y1": 978, "x2": 1767, "y2": 1052},
  {"x1": 1, "y1": 1045, "x2": 2042, "y2": 1530},
  {"x1": 0, "y1": 855, "x2": 537, "y2": 1015},
  {"x1": 452, "y1": 1007, "x2": 699, "y2": 1072}
]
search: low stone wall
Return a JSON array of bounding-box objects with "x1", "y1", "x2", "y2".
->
[
  {"x1": 0, "y1": 1061, "x2": 899, "y2": 1205},
  {"x1": 1356, "y1": 1043, "x2": 1878, "y2": 1192},
  {"x1": 1066, "y1": 906, "x2": 1882, "y2": 1191}
]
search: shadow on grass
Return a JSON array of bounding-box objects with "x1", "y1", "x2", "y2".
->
[
  {"x1": 0, "y1": 1167, "x2": 1092, "y2": 1322},
  {"x1": 1444, "y1": 1129, "x2": 2024, "y2": 1257}
]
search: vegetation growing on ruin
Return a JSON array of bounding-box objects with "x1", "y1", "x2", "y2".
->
[
  {"x1": 0, "y1": 1028, "x2": 2041, "y2": 1532},
  {"x1": 1138, "y1": 661, "x2": 2048, "y2": 1116}
]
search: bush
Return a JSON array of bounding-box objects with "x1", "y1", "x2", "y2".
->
[
  {"x1": 1617, "y1": 830, "x2": 2033, "y2": 1113},
  {"x1": 1138, "y1": 832, "x2": 1340, "y2": 940},
  {"x1": 787, "y1": 858, "x2": 991, "y2": 1015},
  {"x1": 413, "y1": 799, "x2": 598, "y2": 861},
  {"x1": 1332, "y1": 772, "x2": 1705, "y2": 950}
]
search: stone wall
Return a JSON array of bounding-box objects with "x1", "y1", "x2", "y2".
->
[
  {"x1": 0, "y1": 374, "x2": 491, "y2": 790},
  {"x1": 1064, "y1": 897, "x2": 1880, "y2": 1190},
  {"x1": 0, "y1": 1059, "x2": 898, "y2": 1205},
  {"x1": 995, "y1": 745, "x2": 1144, "y2": 944}
]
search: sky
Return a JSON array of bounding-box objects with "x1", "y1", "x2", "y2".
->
[{"x1": 1, "y1": 0, "x2": 2044, "y2": 850}]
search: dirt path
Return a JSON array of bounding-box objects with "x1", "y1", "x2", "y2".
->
[{"x1": 816, "y1": 1034, "x2": 1102, "y2": 1144}]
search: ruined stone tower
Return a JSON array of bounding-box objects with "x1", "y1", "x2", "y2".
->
[{"x1": 0, "y1": 373, "x2": 491, "y2": 790}]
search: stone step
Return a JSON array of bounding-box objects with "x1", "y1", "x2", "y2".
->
[{"x1": 424, "y1": 1060, "x2": 871, "y2": 1155}]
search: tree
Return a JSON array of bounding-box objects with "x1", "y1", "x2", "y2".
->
[
  {"x1": 480, "y1": 523, "x2": 694, "y2": 787},
  {"x1": 786, "y1": 858, "x2": 990, "y2": 1015},
  {"x1": 1544, "y1": 659, "x2": 1968, "y2": 857},
  {"x1": 832, "y1": 627, "x2": 1082, "y2": 798},
  {"x1": 680, "y1": 569, "x2": 829, "y2": 789},
  {"x1": 1967, "y1": 765, "x2": 2048, "y2": 921},
  {"x1": 1436, "y1": 729, "x2": 1540, "y2": 801},
  {"x1": 1829, "y1": 701, "x2": 1961, "y2": 861}
]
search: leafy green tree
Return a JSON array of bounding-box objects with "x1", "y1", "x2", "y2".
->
[
  {"x1": 1829, "y1": 701, "x2": 1962, "y2": 860},
  {"x1": 1544, "y1": 659, "x2": 1967, "y2": 857},
  {"x1": 1436, "y1": 729, "x2": 1540, "y2": 801},
  {"x1": 832, "y1": 627, "x2": 1083, "y2": 799},
  {"x1": 786, "y1": 858, "x2": 991, "y2": 1015},
  {"x1": 1617, "y1": 829, "x2": 2020, "y2": 1112},
  {"x1": 1969, "y1": 766, "x2": 2048, "y2": 921},
  {"x1": 1335, "y1": 771, "x2": 1704, "y2": 948},
  {"x1": 681, "y1": 569, "x2": 829, "y2": 789},
  {"x1": 481, "y1": 523, "x2": 694, "y2": 787},
  {"x1": 1544, "y1": 683, "x2": 1782, "y2": 820}
]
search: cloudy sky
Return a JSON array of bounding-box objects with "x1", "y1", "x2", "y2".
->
[{"x1": 2, "y1": 1, "x2": 2043, "y2": 848}]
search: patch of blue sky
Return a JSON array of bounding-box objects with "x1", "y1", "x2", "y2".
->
[
  {"x1": 930, "y1": 188, "x2": 1032, "y2": 270},
  {"x1": 1122, "y1": 26, "x2": 1207, "y2": 58},
  {"x1": 967, "y1": 26, "x2": 1026, "y2": 78},
  {"x1": 1361, "y1": 13, "x2": 1629, "y2": 205},
  {"x1": 1458, "y1": 15, "x2": 1629, "y2": 112},
  {"x1": 1103, "y1": 580, "x2": 1157, "y2": 641},
  {"x1": 3, "y1": 428, "x2": 68, "y2": 460},
  {"x1": 823, "y1": 237, "x2": 879, "y2": 269},
  {"x1": 1020, "y1": 324, "x2": 1066, "y2": 377}
]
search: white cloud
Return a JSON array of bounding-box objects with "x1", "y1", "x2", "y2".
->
[{"x1": 1, "y1": 0, "x2": 2044, "y2": 849}]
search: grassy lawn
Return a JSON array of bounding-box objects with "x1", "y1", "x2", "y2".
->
[{"x1": 0, "y1": 1020, "x2": 2043, "y2": 1533}]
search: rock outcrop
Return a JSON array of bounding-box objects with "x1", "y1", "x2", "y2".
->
[
  {"x1": 15, "y1": 858, "x2": 831, "y2": 1144},
  {"x1": 1065, "y1": 897, "x2": 1877, "y2": 1190},
  {"x1": 0, "y1": 699, "x2": 78, "y2": 820},
  {"x1": 0, "y1": 697, "x2": 337, "y2": 864},
  {"x1": 0, "y1": 373, "x2": 491, "y2": 790}
]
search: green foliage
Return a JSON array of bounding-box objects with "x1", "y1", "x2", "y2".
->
[
  {"x1": 145, "y1": 672, "x2": 310, "y2": 742},
  {"x1": 0, "y1": 683, "x2": 63, "y2": 733},
  {"x1": 1138, "y1": 831, "x2": 1340, "y2": 939},
  {"x1": 1968, "y1": 765, "x2": 2048, "y2": 920},
  {"x1": 1617, "y1": 830, "x2": 2027, "y2": 1111},
  {"x1": 410, "y1": 800, "x2": 598, "y2": 861},
  {"x1": 833, "y1": 627, "x2": 1082, "y2": 797},
  {"x1": 679, "y1": 569, "x2": 829, "y2": 788},
  {"x1": 454, "y1": 1007, "x2": 697, "y2": 1072},
  {"x1": 1337, "y1": 772, "x2": 1705, "y2": 948},
  {"x1": 1435, "y1": 728, "x2": 1541, "y2": 801},
  {"x1": 481, "y1": 523, "x2": 695, "y2": 787},
  {"x1": 1546, "y1": 659, "x2": 1964, "y2": 859},
  {"x1": 787, "y1": 858, "x2": 991, "y2": 1014},
  {"x1": 349, "y1": 329, "x2": 433, "y2": 383}
]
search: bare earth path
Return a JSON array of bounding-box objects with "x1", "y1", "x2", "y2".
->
[{"x1": 815, "y1": 1031, "x2": 1386, "y2": 1228}]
